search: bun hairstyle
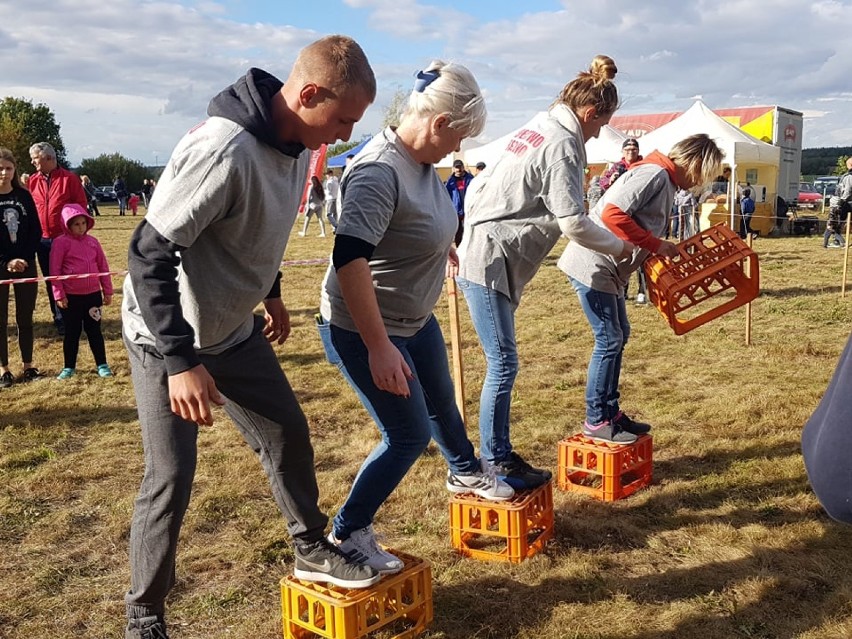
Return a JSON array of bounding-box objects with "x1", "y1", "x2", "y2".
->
[
  {"x1": 554, "y1": 54, "x2": 620, "y2": 118},
  {"x1": 406, "y1": 60, "x2": 487, "y2": 138}
]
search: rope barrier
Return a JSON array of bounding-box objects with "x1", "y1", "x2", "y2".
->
[{"x1": 0, "y1": 257, "x2": 331, "y2": 287}]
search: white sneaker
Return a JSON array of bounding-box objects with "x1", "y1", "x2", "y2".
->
[
  {"x1": 297, "y1": 231, "x2": 305, "y2": 237},
  {"x1": 318, "y1": 232, "x2": 326, "y2": 237},
  {"x1": 328, "y1": 526, "x2": 404, "y2": 575},
  {"x1": 635, "y1": 293, "x2": 647, "y2": 305},
  {"x1": 446, "y1": 460, "x2": 514, "y2": 501}
]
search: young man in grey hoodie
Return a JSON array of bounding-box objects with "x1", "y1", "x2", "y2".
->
[{"x1": 121, "y1": 35, "x2": 377, "y2": 639}]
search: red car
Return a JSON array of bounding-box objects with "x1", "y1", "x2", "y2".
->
[{"x1": 797, "y1": 182, "x2": 822, "y2": 209}]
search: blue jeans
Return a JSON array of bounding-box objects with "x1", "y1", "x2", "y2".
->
[
  {"x1": 570, "y1": 278, "x2": 630, "y2": 425},
  {"x1": 456, "y1": 277, "x2": 518, "y2": 463},
  {"x1": 318, "y1": 315, "x2": 479, "y2": 540}
]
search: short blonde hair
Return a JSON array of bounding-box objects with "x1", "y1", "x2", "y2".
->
[
  {"x1": 668, "y1": 134, "x2": 725, "y2": 186},
  {"x1": 294, "y1": 35, "x2": 376, "y2": 100},
  {"x1": 404, "y1": 60, "x2": 486, "y2": 138},
  {"x1": 554, "y1": 55, "x2": 619, "y2": 118}
]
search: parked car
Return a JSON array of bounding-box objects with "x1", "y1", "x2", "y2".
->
[
  {"x1": 95, "y1": 186, "x2": 117, "y2": 202},
  {"x1": 796, "y1": 182, "x2": 822, "y2": 209},
  {"x1": 814, "y1": 176, "x2": 839, "y2": 207}
]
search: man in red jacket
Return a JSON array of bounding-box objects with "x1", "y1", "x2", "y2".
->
[{"x1": 27, "y1": 142, "x2": 88, "y2": 336}]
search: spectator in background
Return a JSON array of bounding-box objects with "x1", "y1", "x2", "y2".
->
[
  {"x1": 81, "y1": 175, "x2": 101, "y2": 217},
  {"x1": 587, "y1": 175, "x2": 603, "y2": 211},
  {"x1": 299, "y1": 175, "x2": 326, "y2": 237},
  {"x1": 114, "y1": 176, "x2": 129, "y2": 216},
  {"x1": 324, "y1": 168, "x2": 340, "y2": 230},
  {"x1": 28, "y1": 142, "x2": 88, "y2": 336},
  {"x1": 445, "y1": 159, "x2": 473, "y2": 245},
  {"x1": 599, "y1": 138, "x2": 642, "y2": 191},
  {"x1": 0, "y1": 146, "x2": 44, "y2": 387},
  {"x1": 50, "y1": 203, "x2": 114, "y2": 380},
  {"x1": 128, "y1": 193, "x2": 140, "y2": 216},
  {"x1": 141, "y1": 179, "x2": 153, "y2": 208},
  {"x1": 671, "y1": 187, "x2": 696, "y2": 240},
  {"x1": 473, "y1": 161, "x2": 486, "y2": 175},
  {"x1": 825, "y1": 158, "x2": 852, "y2": 247},
  {"x1": 740, "y1": 187, "x2": 755, "y2": 238}
]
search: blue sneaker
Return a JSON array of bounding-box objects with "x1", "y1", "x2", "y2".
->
[
  {"x1": 97, "y1": 364, "x2": 113, "y2": 378},
  {"x1": 56, "y1": 368, "x2": 75, "y2": 380}
]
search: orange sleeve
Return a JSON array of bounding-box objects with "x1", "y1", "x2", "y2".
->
[{"x1": 601, "y1": 203, "x2": 662, "y2": 253}]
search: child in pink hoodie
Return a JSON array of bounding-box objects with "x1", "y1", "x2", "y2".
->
[{"x1": 50, "y1": 203, "x2": 114, "y2": 379}]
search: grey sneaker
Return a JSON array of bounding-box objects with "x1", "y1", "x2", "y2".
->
[
  {"x1": 329, "y1": 525, "x2": 404, "y2": 575},
  {"x1": 612, "y1": 411, "x2": 651, "y2": 435},
  {"x1": 582, "y1": 420, "x2": 638, "y2": 444},
  {"x1": 125, "y1": 616, "x2": 169, "y2": 639},
  {"x1": 0, "y1": 371, "x2": 13, "y2": 389},
  {"x1": 447, "y1": 460, "x2": 514, "y2": 501},
  {"x1": 294, "y1": 538, "x2": 381, "y2": 589}
]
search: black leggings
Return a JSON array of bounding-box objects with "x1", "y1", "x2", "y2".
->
[
  {"x1": 63, "y1": 291, "x2": 107, "y2": 369},
  {"x1": 0, "y1": 261, "x2": 38, "y2": 366}
]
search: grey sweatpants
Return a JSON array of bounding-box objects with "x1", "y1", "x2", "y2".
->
[{"x1": 123, "y1": 316, "x2": 328, "y2": 619}]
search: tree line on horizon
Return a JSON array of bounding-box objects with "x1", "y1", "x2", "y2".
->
[{"x1": 2, "y1": 94, "x2": 849, "y2": 188}]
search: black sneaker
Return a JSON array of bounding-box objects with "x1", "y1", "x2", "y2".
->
[
  {"x1": 294, "y1": 538, "x2": 381, "y2": 589},
  {"x1": 20, "y1": 367, "x2": 45, "y2": 382},
  {"x1": 125, "y1": 616, "x2": 169, "y2": 639},
  {"x1": 582, "y1": 420, "x2": 638, "y2": 444},
  {"x1": 492, "y1": 452, "x2": 552, "y2": 490},
  {"x1": 0, "y1": 371, "x2": 13, "y2": 389},
  {"x1": 613, "y1": 411, "x2": 651, "y2": 435}
]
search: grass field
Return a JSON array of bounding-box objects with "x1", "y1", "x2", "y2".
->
[{"x1": 2, "y1": 205, "x2": 852, "y2": 639}]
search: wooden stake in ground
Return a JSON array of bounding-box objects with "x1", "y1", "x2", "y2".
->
[
  {"x1": 843, "y1": 211, "x2": 852, "y2": 298},
  {"x1": 745, "y1": 233, "x2": 753, "y2": 345},
  {"x1": 445, "y1": 276, "x2": 467, "y2": 425}
]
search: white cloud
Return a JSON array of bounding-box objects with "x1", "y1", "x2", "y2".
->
[{"x1": 1, "y1": 0, "x2": 848, "y2": 166}]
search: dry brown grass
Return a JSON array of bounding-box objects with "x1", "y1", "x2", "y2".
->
[{"x1": 2, "y1": 208, "x2": 852, "y2": 638}]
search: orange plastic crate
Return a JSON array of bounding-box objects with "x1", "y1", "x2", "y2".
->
[
  {"x1": 281, "y1": 550, "x2": 432, "y2": 639},
  {"x1": 644, "y1": 223, "x2": 759, "y2": 335},
  {"x1": 449, "y1": 481, "x2": 553, "y2": 563},
  {"x1": 557, "y1": 434, "x2": 652, "y2": 501}
]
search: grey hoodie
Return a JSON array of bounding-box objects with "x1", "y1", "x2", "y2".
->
[{"x1": 122, "y1": 68, "x2": 310, "y2": 374}]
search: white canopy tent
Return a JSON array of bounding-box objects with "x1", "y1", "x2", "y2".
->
[
  {"x1": 586, "y1": 125, "x2": 628, "y2": 165},
  {"x1": 633, "y1": 100, "x2": 781, "y2": 227}
]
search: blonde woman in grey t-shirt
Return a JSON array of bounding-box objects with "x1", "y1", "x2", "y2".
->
[
  {"x1": 318, "y1": 61, "x2": 513, "y2": 575},
  {"x1": 559, "y1": 134, "x2": 723, "y2": 443},
  {"x1": 455, "y1": 55, "x2": 634, "y2": 489}
]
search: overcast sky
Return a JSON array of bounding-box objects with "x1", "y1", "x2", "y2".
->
[{"x1": 3, "y1": 0, "x2": 850, "y2": 166}]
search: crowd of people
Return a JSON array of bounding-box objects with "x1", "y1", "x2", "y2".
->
[
  {"x1": 3, "y1": 33, "x2": 851, "y2": 639},
  {"x1": 0, "y1": 143, "x2": 123, "y2": 386}
]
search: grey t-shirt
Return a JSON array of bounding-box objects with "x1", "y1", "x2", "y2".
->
[
  {"x1": 320, "y1": 128, "x2": 457, "y2": 337},
  {"x1": 122, "y1": 116, "x2": 308, "y2": 353},
  {"x1": 558, "y1": 160, "x2": 675, "y2": 295},
  {"x1": 457, "y1": 105, "x2": 622, "y2": 306}
]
